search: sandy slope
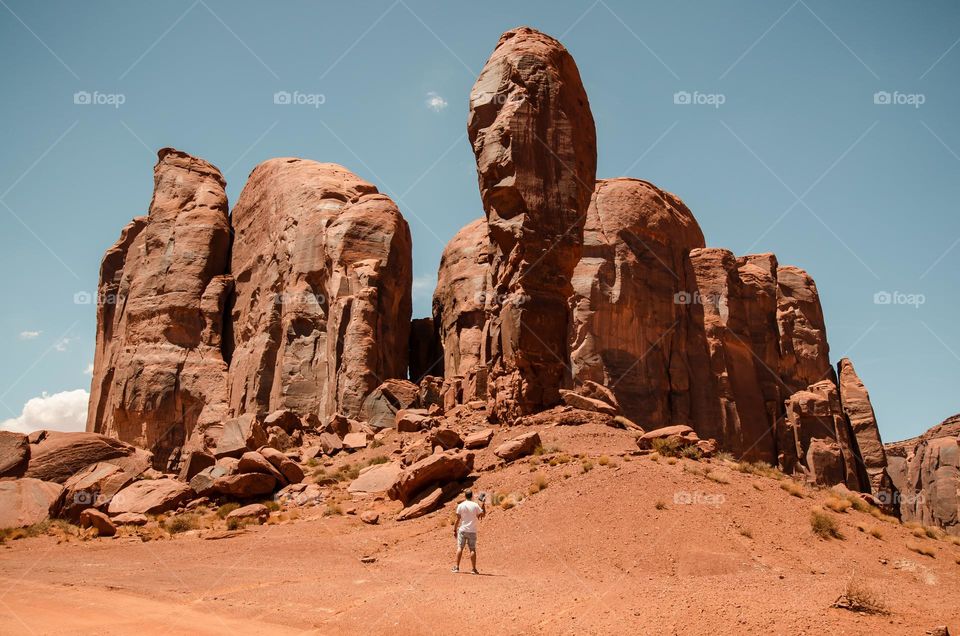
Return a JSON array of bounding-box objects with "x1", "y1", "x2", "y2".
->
[{"x1": 1, "y1": 422, "x2": 958, "y2": 635}]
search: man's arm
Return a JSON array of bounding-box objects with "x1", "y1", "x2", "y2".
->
[{"x1": 454, "y1": 512, "x2": 461, "y2": 537}]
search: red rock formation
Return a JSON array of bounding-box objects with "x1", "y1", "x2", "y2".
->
[
  {"x1": 228, "y1": 159, "x2": 411, "y2": 424},
  {"x1": 431, "y1": 218, "x2": 496, "y2": 405},
  {"x1": 885, "y1": 414, "x2": 959, "y2": 535},
  {"x1": 568, "y1": 178, "x2": 710, "y2": 436},
  {"x1": 468, "y1": 27, "x2": 597, "y2": 420},
  {"x1": 87, "y1": 148, "x2": 232, "y2": 469},
  {"x1": 837, "y1": 357, "x2": 893, "y2": 499}
]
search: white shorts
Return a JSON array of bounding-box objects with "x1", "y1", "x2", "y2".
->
[{"x1": 457, "y1": 529, "x2": 477, "y2": 551}]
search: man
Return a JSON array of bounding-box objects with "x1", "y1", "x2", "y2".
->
[{"x1": 452, "y1": 490, "x2": 485, "y2": 574}]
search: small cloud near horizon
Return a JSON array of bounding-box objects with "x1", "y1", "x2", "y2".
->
[
  {"x1": 0, "y1": 389, "x2": 89, "y2": 434},
  {"x1": 425, "y1": 91, "x2": 448, "y2": 112},
  {"x1": 19, "y1": 330, "x2": 41, "y2": 340},
  {"x1": 84, "y1": 363, "x2": 94, "y2": 376}
]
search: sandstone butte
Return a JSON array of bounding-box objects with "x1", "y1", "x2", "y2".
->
[{"x1": 74, "y1": 26, "x2": 954, "y2": 533}]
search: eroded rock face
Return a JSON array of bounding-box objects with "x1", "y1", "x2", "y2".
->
[
  {"x1": 228, "y1": 158, "x2": 412, "y2": 424},
  {"x1": 837, "y1": 357, "x2": 893, "y2": 499},
  {"x1": 782, "y1": 380, "x2": 863, "y2": 489},
  {"x1": 886, "y1": 415, "x2": 960, "y2": 535},
  {"x1": 87, "y1": 148, "x2": 232, "y2": 469},
  {"x1": 468, "y1": 26, "x2": 597, "y2": 420},
  {"x1": 569, "y1": 179, "x2": 708, "y2": 436}
]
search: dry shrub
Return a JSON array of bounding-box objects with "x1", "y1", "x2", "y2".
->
[
  {"x1": 581, "y1": 460, "x2": 594, "y2": 473},
  {"x1": 834, "y1": 577, "x2": 888, "y2": 615},
  {"x1": 781, "y1": 481, "x2": 805, "y2": 498},
  {"x1": 679, "y1": 445, "x2": 703, "y2": 461},
  {"x1": 825, "y1": 497, "x2": 852, "y2": 513},
  {"x1": 706, "y1": 472, "x2": 730, "y2": 485},
  {"x1": 216, "y1": 503, "x2": 240, "y2": 519},
  {"x1": 164, "y1": 514, "x2": 200, "y2": 535},
  {"x1": 739, "y1": 527, "x2": 754, "y2": 539},
  {"x1": 906, "y1": 541, "x2": 936, "y2": 558},
  {"x1": 598, "y1": 455, "x2": 611, "y2": 466},
  {"x1": 810, "y1": 509, "x2": 843, "y2": 540},
  {"x1": 651, "y1": 437, "x2": 682, "y2": 457},
  {"x1": 528, "y1": 473, "x2": 548, "y2": 495},
  {"x1": 654, "y1": 500, "x2": 667, "y2": 510}
]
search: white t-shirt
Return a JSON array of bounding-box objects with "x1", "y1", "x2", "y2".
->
[{"x1": 456, "y1": 500, "x2": 482, "y2": 533}]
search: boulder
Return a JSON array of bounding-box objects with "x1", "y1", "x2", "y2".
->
[
  {"x1": 276, "y1": 482, "x2": 323, "y2": 507},
  {"x1": 226, "y1": 503, "x2": 270, "y2": 525},
  {"x1": 258, "y1": 447, "x2": 304, "y2": 484},
  {"x1": 343, "y1": 433, "x2": 368, "y2": 451},
  {"x1": 263, "y1": 409, "x2": 301, "y2": 435},
  {"x1": 360, "y1": 511, "x2": 380, "y2": 525},
  {"x1": 0, "y1": 431, "x2": 29, "y2": 478},
  {"x1": 494, "y1": 432, "x2": 542, "y2": 462},
  {"x1": 360, "y1": 379, "x2": 420, "y2": 429},
  {"x1": 559, "y1": 390, "x2": 617, "y2": 416},
  {"x1": 466, "y1": 27, "x2": 597, "y2": 421},
  {"x1": 318, "y1": 432, "x2": 343, "y2": 456},
  {"x1": 87, "y1": 149, "x2": 232, "y2": 469},
  {"x1": 212, "y1": 473, "x2": 276, "y2": 498},
  {"x1": 805, "y1": 438, "x2": 847, "y2": 487},
  {"x1": 79, "y1": 508, "x2": 116, "y2": 537},
  {"x1": 636, "y1": 425, "x2": 700, "y2": 451},
  {"x1": 238, "y1": 451, "x2": 286, "y2": 484},
  {"x1": 177, "y1": 451, "x2": 215, "y2": 482},
  {"x1": 395, "y1": 408, "x2": 434, "y2": 433},
  {"x1": 111, "y1": 512, "x2": 148, "y2": 526},
  {"x1": 401, "y1": 440, "x2": 432, "y2": 467},
  {"x1": 107, "y1": 478, "x2": 193, "y2": 515},
  {"x1": 396, "y1": 486, "x2": 447, "y2": 521},
  {"x1": 463, "y1": 429, "x2": 494, "y2": 450},
  {"x1": 387, "y1": 450, "x2": 474, "y2": 505},
  {"x1": 348, "y1": 462, "x2": 403, "y2": 494},
  {"x1": 189, "y1": 465, "x2": 229, "y2": 497},
  {"x1": 427, "y1": 428, "x2": 463, "y2": 451},
  {"x1": 214, "y1": 414, "x2": 268, "y2": 459},
  {"x1": 24, "y1": 432, "x2": 149, "y2": 484},
  {"x1": 0, "y1": 478, "x2": 63, "y2": 528},
  {"x1": 55, "y1": 461, "x2": 134, "y2": 522},
  {"x1": 228, "y1": 159, "x2": 411, "y2": 422}
]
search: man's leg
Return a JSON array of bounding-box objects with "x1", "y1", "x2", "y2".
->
[
  {"x1": 453, "y1": 530, "x2": 464, "y2": 571},
  {"x1": 470, "y1": 547, "x2": 477, "y2": 573}
]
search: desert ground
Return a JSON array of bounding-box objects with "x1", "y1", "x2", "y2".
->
[{"x1": 2, "y1": 422, "x2": 957, "y2": 635}]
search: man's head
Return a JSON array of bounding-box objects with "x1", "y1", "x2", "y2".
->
[{"x1": 464, "y1": 490, "x2": 473, "y2": 500}]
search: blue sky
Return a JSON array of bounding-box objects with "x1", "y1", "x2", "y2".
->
[{"x1": 0, "y1": 0, "x2": 957, "y2": 442}]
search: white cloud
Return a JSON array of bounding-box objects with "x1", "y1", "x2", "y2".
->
[
  {"x1": 54, "y1": 337, "x2": 72, "y2": 352},
  {"x1": 0, "y1": 389, "x2": 89, "y2": 435},
  {"x1": 425, "y1": 91, "x2": 448, "y2": 112},
  {"x1": 84, "y1": 363, "x2": 94, "y2": 376},
  {"x1": 19, "y1": 330, "x2": 41, "y2": 340}
]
